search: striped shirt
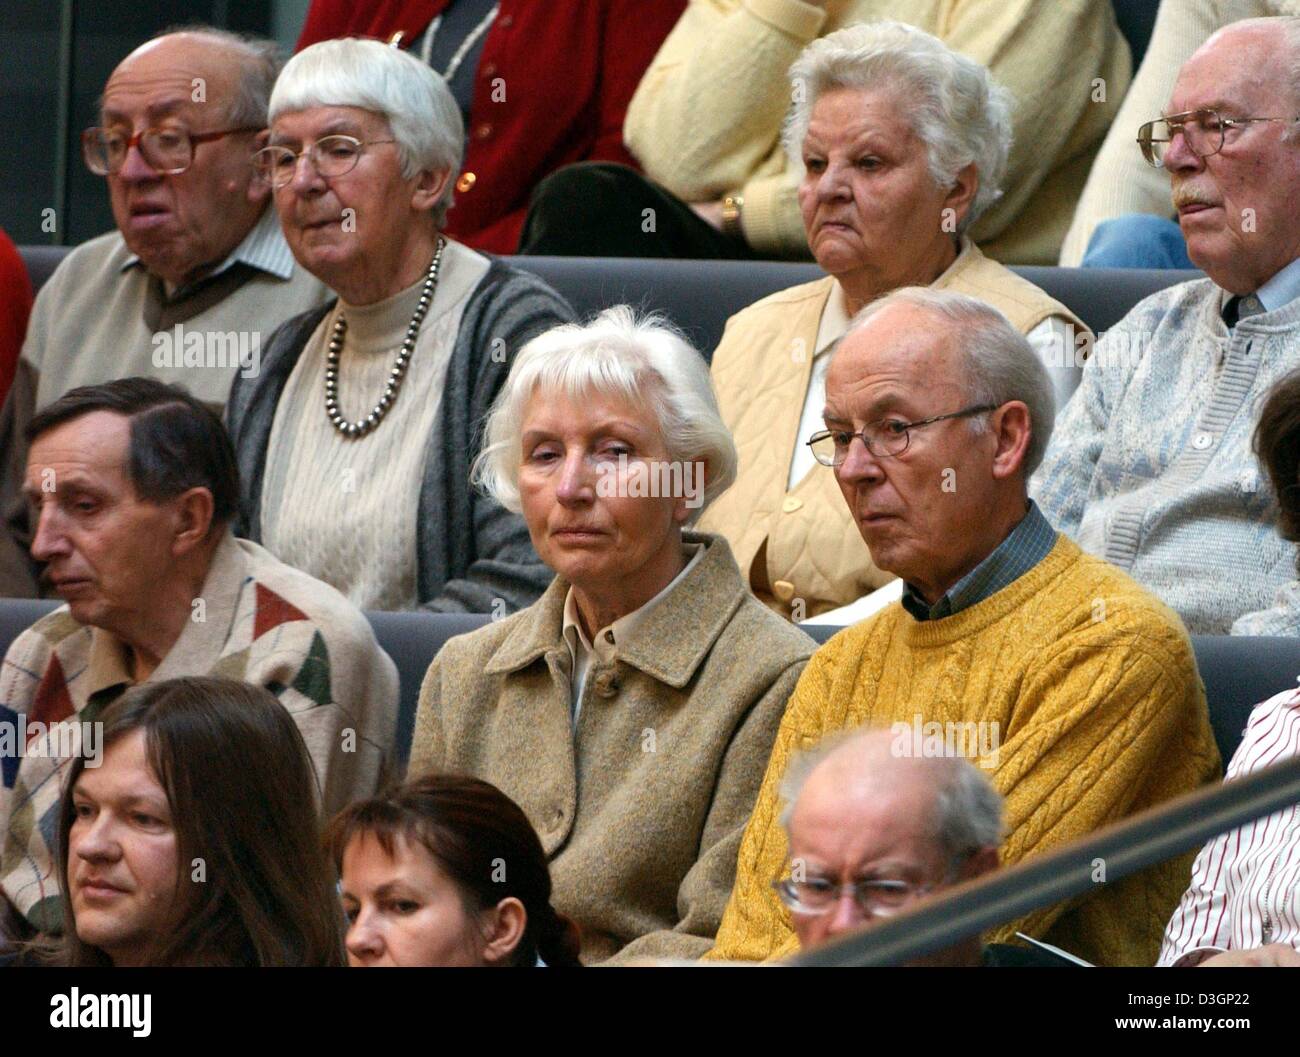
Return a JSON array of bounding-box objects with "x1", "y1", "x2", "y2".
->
[
  {"x1": 902, "y1": 501, "x2": 1057, "y2": 621},
  {"x1": 1157, "y1": 684, "x2": 1300, "y2": 965}
]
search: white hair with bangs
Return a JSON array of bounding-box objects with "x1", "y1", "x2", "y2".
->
[
  {"x1": 474, "y1": 307, "x2": 738, "y2": 518},
  {"x1": 269, "y1": 38, "x2": 463, "y2": 226},
  {"x1": 784, "y1": 20, "x2": 1013, "y2": 234}
]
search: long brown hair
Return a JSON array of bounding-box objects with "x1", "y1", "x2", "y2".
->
[
  {"x1": 327, "y1": 774, "x2": 583, "y2": 967},
  {"x1": 47, "y1": 677, "x2": 345, "y2": 966}
]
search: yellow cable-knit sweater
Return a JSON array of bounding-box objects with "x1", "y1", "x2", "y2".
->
[{"x1": 707, "y1": 535, "x2": 1222, "y2": 967}]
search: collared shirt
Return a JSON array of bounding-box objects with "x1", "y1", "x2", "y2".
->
[
  {"x1": 901, "y1": 501, "x2": 1057, "y2": 621},
  {"x1": 1223, "y1": 256, "x2": 1300, "y2": 329},
  {"x1": 1255, "y1": 255, "x2": 1300, "y2": 313},
  {"x1": 561, "y1": 543, "x2": 704, "y2": 725},
  {"x1": 119, "y1": 203, "x2": 296, "y2": 292}
]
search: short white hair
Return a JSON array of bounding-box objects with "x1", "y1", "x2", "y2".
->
[
  {"x1": 474, "y1": 307, "x2": 738, "y2": 518},
  {"x1": 779, "y1": 727, "x2": 1004, "y2": 859},
  {"x1": 783, "y1": 21, "x2": 1013, "y2": 234},
  {"x1": 269, "y1": 38, "x2": 463, "y2": 226},
  {"x1": 846, "y1": 287, "x2": 1056, "y2": 477}
]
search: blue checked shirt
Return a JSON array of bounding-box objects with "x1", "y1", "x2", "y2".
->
[{"x1": 902, "y1": 501, "x2": 1057, "y2": 621}]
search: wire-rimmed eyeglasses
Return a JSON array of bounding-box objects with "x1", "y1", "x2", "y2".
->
[
  {"x1": 1136, "y1": 108, "x2": 1300, "y2": 168},
  {"x1": 251, "y1": 135, "x2": 397, "y2": 189},
  {"x1": 806, "y1": 403, "x2": 998, "y2": 467}
]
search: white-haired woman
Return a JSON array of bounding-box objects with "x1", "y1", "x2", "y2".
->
[
  {"x1": 226, "y1": 38, "x2": 573, "y2": 613},
  {"x1": 696, "y1": 21, "x2": 1089, "y2": 623},
  {"x1": 407, "y1": 307, "x2": 814, "y2": 964}
]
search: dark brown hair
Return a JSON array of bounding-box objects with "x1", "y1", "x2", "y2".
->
[
  {"x1": 47, "y1": 677, "x2": 344, "y2": 966},
  {"x1": 1254, "y1": 369, "x2": 1300, "y2": 557},
  {"x1": 26, "y1": 377, "x2": 240, "y2": 529},
  {"x1": 327, "y1": 774, "x2": 582, "y2": 967}
]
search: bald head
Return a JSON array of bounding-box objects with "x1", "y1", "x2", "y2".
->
[
  {"x1": 1196, "y1": 18, "x2": 1300, "y2": 105},
  {"x1": 109, "y1": 28, "x2": 281, "y2": 128},
  {"x1": 779, "y1": 726, "x2": 1003, "y2": 954},
  {"x1": 1165, "y1": 16, "x2": 1300, "y2": 293}
]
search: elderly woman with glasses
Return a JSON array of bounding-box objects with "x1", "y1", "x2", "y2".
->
[
  {"x1": 696, "y1": 22, "x2": 1090, "y2": 624},
  {"x1": 225, "y1": 38, "x2": 572, "y2": 613},
  {"x1": 407, "y1": 307, "x2": 814, "y2": 964}
]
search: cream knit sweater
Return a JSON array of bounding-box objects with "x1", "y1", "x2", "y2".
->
[
  {"x1": 261, "y1": 241, "x2": 490, "y2": 611},
  {"x1": 624, "y1": 0, "x2": 1130, "y2": 264}
]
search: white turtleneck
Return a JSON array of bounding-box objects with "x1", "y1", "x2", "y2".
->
[{"x1": 260, "y1": 239, "x2": 490, "y2": 610}]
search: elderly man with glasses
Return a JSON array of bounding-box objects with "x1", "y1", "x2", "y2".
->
[
  {"x1": 1034, "y1": 16, "x2": 1300, "y2": 636},
  {"x1": 776, "y1": 727, "x2": 1072, "y2": 967},
  {"x1": 0, "y1": 27, "x2": 329, "y2": 598},
  {"x1": 706, "y1": 287, "x2": 1219, "y2": 968}
]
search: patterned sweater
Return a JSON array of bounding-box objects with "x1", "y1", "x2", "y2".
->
[
  {"x1": 707, "y1": 535, "x2": 1221, "y2": 967},
  {"x1": 0, "y1": 533, "x2": 399, "y2": 931},
  {"x1": 1031, "y1": 278, "x2": 1300, "y2": 635}
]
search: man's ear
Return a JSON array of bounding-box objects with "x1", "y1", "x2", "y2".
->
[
  {"x1": 411, "y1": 167, "x2": 453, "y2": 215},
  {"x1": 480, "y1": 897, "x2": 527, "y2": 965},
  {"x1": 170, "y1": 487, "x2": 216, "y2": 557},
  {"x1": 989, "y1": 401, "x2": 1032, "y2": 481},
  {"x1": 247, "y1": 129, "x2": 272, "y2": 205},
  {"x1": 958, "y1": 845, "x2": 1001, "y2": 883}
]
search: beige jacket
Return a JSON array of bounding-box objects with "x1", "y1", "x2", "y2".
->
[
  {"x1": 698, "y1": 240, "x2": 1088, "y2": 618},
  {"x1": 625, "y1": 0, "x2": 1130, "y2": 264},
  {"x1": 407, "y1": 532, "x2": 813, "y2": 963}
]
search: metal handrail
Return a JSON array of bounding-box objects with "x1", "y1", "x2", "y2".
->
[{"x1": 789, "y1": 754, "x2": 1300, "y2": 967}]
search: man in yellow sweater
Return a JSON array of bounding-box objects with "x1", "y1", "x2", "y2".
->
[{"x1": 707, "y1": 287, "x2": 1221, "y2": 967}]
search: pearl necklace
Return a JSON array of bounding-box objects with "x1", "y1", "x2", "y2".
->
[{"x1": 324, "y1": 237, "x2": 446, "y2": 439}]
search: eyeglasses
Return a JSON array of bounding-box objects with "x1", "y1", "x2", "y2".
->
[
  {"x1": 251, "y1": 135, "x2": 397, "y2": 189},
  {"x1": 1136, "y1": 108, "x2": 1300, "y2": 168},
  {"x1": 806, "y1": 403, "x2": 998, "y2": 467},
  {"x1": 82, "y1": 125, "x2": 259, "y2": 176},
  {"x1": 772, "y1": 854, "x2": 973, "y2": 917}
]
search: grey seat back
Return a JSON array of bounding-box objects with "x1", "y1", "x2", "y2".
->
[
  {"x1": 1, "y1": 600, "x2": 1294, "y2": 778},
  {"x1": 366, "y1": 611, "x2": 489, "y2": 768}
]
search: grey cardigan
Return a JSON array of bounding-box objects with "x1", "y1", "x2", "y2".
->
[{"x1": 226, "y1": 257, "x2": 574, "y2": 613}]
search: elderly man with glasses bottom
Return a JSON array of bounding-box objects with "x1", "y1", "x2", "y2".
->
[
  {"x1": 777, "y1": 727, "x2": 1071, "y2": 967},
  {"x1": 0, "y1": 27, "x2": 329, "y2": 599},
  {"x1": 1034, "y1": 16, "x2": 1300, "y2": 636},
  {"x1": 706, "y1": 287, "x2": 1220, "y2": 968}
]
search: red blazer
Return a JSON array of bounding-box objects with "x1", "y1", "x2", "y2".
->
[
  {"x1": 296, "y1": 0, "x2": 685, "y2": 254},
  {"x1": 0, "y1": 229, "x2": 33, "y2": 409}
]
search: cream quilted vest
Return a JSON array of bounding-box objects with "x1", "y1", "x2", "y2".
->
[{"x1": 699, "y1": 241, "x2": 1088, "y2": 618}]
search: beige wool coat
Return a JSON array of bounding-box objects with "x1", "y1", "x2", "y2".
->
[{"x1": 407, "y1": 532, "x2": 813, "y2": 963}]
